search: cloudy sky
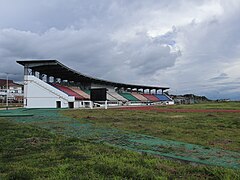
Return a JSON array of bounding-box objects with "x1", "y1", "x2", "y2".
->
[{"x1": 0, "y1": 0, "x2": 240, "y2": 100}]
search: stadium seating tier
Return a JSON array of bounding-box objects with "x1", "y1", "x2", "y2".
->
[
  {"x1": 69, "y1": 87, "x2": 90, "y2": 99},
  {"x1": 118, "y1": 92, "x2": 140, "y2": 101},
  {"x1": 131, "y1": 92, "x2": 148, "y2": 101},
  {"x1": 51, "y1": 83, "x2": 85, "y2": 100},
  {"x1": 155, "y1": 94, "x2": 171, "y2": 101},
  {"x1": 108, "y1": 92, "x2": 128, "y2": 102},
  {"x1": 143, "y1": 94, "x2": 160, "y2": 102}
]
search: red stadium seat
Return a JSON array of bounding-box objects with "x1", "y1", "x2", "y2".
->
[
  {"x1": 51, "y1": 83, "x2": 85, "y2": 100},
  {"x1": 142, "y1": 94, "x2": 159, "y2": 102}
]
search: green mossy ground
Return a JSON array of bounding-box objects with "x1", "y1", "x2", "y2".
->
[{"x1": 1, "y1": 102, "x2": 240, "y2": 179}]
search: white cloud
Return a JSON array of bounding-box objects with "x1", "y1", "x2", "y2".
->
[{"x1": 156, "y1": 1, "x2": 240, "y2": 99}]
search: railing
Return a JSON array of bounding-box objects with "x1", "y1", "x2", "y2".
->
[
  {"x1": 26, "y1": 76, "x2": 74, "y2": 102},
  {"x1": 163, "y1": 93, "x2": 173, "y2": 101}
]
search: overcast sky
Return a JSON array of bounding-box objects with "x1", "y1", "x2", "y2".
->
[{"x1": 0, "y1": 0, "x2": 240, "y2": 100}]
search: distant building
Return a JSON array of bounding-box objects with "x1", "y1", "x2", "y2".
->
[{"x1": 0, "y1": 79, "x2": 23, "y2": 103}]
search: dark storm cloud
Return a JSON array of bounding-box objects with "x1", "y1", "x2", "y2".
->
[
  {"x1": 116, "y1": 32, "x2": 180, "y2": 75},
  {"x1": 0, "y1": 27, "x2": 179, "y2": 83}
]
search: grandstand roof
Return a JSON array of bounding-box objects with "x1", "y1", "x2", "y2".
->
[{"x1": 17, "y1": 60, "x2": 169, "y2": 90}]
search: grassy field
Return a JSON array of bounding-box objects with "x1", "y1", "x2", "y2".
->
[
  {"x1": 0, "y1": 102, "x2": 240, "y2": 179},
  {"x1": 157, "y1": 101, "x2": 240, "y2": 110},
  {"x1": 64, "y1": 104, "x2": 240, "y2": 152}
]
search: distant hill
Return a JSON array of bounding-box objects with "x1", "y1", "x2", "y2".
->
[{"x1": 169, "y1": 94, "x2": 210, "y2": 104}]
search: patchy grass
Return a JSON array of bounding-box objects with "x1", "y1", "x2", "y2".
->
[
  {"x1": 0, "y1": 118, "x2": 239, "y2": 179},
  {"x1": 64, "y1": 103, "x2": 240, "y2": 152},
  {"x1": 158, "y1": 101, "x2": 240, "y2": 110}
]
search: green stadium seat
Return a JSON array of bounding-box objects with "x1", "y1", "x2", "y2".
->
[{"x1": 118, "y1": 92, "x2": 140, "y2": 101}]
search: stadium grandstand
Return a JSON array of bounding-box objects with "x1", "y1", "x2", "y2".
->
[{"x1": 17, "y1": 60, "x2": 173, "y2": 108}]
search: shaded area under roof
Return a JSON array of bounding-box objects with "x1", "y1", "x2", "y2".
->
[{"x1": 17, "y1": 60, "x2": 169, "y2": 90}]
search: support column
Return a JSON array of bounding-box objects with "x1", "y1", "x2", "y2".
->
[
  {"x1": 39, "y1": 73, "x2": 43, "y2": 80},
  {"x1": 24, "y1": 66, "x2": 28, "y2": 75},
  {"x1": 90, "y1": 101, "x2": 93, "y2": 109},
  {"x1": 23, "y1": 66, "x2": 29, "y2": 108},
  {"x1": 32, "y1": 70, "x2": 36, "y2": 77},
  {"x1": 46, "y1": 75, "x2": 50, "y2": 83},
  {"x1": 105, "y1": 100, "x2": 108, "y2": 109}
]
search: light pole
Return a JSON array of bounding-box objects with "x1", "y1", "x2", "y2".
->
[{"x1": 6, "y1": 73, "x2": 9, "y2": 110}]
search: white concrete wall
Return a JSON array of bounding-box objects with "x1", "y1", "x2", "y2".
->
[
  {"x1": 167, "y1": 101, "x2": 175, "y2": 105},
  {"x1": 24, "y1": 75, "x2": 74, "y2": 108}
]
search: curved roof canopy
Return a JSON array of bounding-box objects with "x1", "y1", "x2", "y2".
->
[{"x1": 17, "y1": 60, "x2": 169, "y2": 90}]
